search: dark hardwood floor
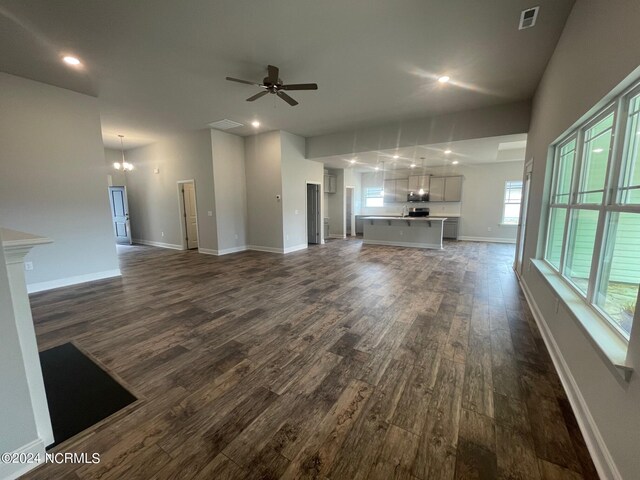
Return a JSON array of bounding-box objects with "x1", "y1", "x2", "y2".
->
[{"x1": 24, "y1": 238, "x2": 599, "y2": 479}]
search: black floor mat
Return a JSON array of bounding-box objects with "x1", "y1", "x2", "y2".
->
[{"x1": 39, "y1": 343, "x2": 136, "y2": 448}]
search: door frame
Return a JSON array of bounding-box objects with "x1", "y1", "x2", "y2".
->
[
  {"x1": 305, "y1": 181, "x2": 323, "y2": 245},
  {"x1": 514, "y1": 160, "x2": 533, "y2": 276},
  {"x1": 346, "y1": 186, "x2": 355, "y2": 236},
  {"x1": 108, "y1": 185, "x2": 132, "y2": 245},
  {"x1": 177, "y1": 179, "x2": 200, "y2": 251}
]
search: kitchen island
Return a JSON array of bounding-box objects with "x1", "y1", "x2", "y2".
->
[{"x1": 362, "y1": 216, "x2": 447, "y2": 249}]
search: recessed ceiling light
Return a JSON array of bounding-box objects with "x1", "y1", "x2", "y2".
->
[
  {"x1": 593, "y1": 148, "x2": 604, "y2": 153},
  {"x1": 63, "y1": 56, "x2": 81, "y2": 66},
  {"x1": 251, "y1": 120, "x2": 260, "y2": 128},
  {"x1": 410, "y1": 164, "x2": 416, "y2": 168},
  {"x1": 438, "y1": 75, "x2": 450, "y2": 84},
  {"x1": 452, "y1": 160, "x2": 459, "y2": 165},
  {"x1": 393, "y1": 155, "x2": 399, "y2": 159},
  {"x1": 444, "y1": 149, "x2": 452, "y2": 154},
  {"x1": 374, "y1": 166, "x2": 379, "y2": 171},
  {"x1": 350, "y1": 159, "x2": 356, "y2": 164}
]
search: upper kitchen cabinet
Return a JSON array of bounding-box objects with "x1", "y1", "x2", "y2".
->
[
  {"x1": 408, "y1": 175, "x2": 430, "y2": 193},
  {"x1": 429, "y1": 176, "x2": 462, "y2": 202},
  {"x1": 384, "y1": 178, "x2": 409, "y2": 203},
  {"x1": 324, "y1": 174, "x2": 337, "y2": 194}
]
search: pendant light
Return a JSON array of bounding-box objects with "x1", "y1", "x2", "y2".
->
[{"x1": 113, "y1": 135, "x2": 134, "y2": 171}]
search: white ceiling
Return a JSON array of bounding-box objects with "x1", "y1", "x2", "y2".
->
[
  {"x1": 0, "y1": 0, "x2": 574, "y2": 149},
  {"x1": 318, "y1": 134, "x2": 528, "y2": 171}
]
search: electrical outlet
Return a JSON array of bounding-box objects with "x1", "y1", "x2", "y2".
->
[
  {"x1": 207, "y1": 211, "x2": 213, "y2": 217},
  {"x1": 487, "y1": 227, "x2": 492, "y2": 232},
  {"x1": 295, "y1": 209, "x2": 299, "y2": 215},
  {"x1": 234, "y1": 234, "x2": 239, "y2": 240},
  {"x1": 161, "y1": 232, "x2": 165, "y2": 237},
  {"x1": 24, "y1": 261, "x2": 33, "y2": 271}
]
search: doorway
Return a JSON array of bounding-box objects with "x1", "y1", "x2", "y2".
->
[
  {"x1": 178, "y1": 180, "x2": 199, "y2": 250},
  {"x1": 307, "y1": 183, "x2": 321, "y2": 245},
  {"x1": 346, "y1": 187, "x2": 354, "y2": 236},
  {"x1": 108, "y1": 186, "x2": 132, "y2": 244},
  {"x1": 514, "y1": 161, "x2": 532, "y2": 276}
]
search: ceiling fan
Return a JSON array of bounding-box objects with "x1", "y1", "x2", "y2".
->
[{"x1": 225, "y1": 65, "x2": 318, "y2": 106}]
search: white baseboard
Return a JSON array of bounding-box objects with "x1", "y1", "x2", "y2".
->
[
  {"x1": 363, "y1": 239, "x2": 442, "y2": 250},
  {"x1": 519, "y1": 278, "x2": 622, "y2": 480},
  {"x1": 27, "y1": 269, "x2": 122, "y2": 294},
  {"x1": 0, "y1": 438, "x2": 45, "y2": 480},
  {"x1": 132, "y1": 239, "x2": 184, "y2": 250},
  {"x1": 198, "y1": 246, "x2": 248, "y2": 256},
  {"x1": 245, "y1": 244, "x2": 308, "y2": 254},
  {"x1": 328, "y1": 234, "x2": 346, "y2": 239},
  {"x1": 246, "y1": 244, "x2": 283, "y2": 254},
  {"x1": 458, "y1": 235, "x2": 516, "y2": 244},
  {"x1": 283, "y1": 244, "x2": 308, "y2": 254}
]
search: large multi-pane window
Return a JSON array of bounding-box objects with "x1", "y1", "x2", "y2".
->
[{"x1": 544, "y1": 84, "x2": 640, "y2": 339}]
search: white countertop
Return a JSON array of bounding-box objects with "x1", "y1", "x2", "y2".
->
[
  {"x1": 1, "y1": 228, "x2": 52, "y2": 248},
  {"x1": 363, "y1": 216, "x2": 447, "y2": 222}
]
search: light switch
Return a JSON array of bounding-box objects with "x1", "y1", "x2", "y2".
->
[
  {"x1": 207, "y1": 211, "x2": 213, "y2": 216},
  {"x1": 24, "y1": 261, "x2": 33, "y2": 271}
]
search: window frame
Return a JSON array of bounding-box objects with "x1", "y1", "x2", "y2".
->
[
  {"x1": 364, "y1": 187, "x2": 384, "y2": 208},
  {"x1": 502, "y1": 180, "x2": 523, "y2": 225},
  {"x1": 543, "y1": 82, "x2": 640, "y2": 341}
]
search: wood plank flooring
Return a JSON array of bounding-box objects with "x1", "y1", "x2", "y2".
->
[{"x1": 23, "y1": 238, "x2": 599, "y2": 479}]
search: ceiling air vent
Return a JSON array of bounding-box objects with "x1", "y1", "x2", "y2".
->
[
  {"x1": 519, "y1": 6, "x2": 539, "y2": 30},
  {"x1": 208, "y1": 119, "x2": 244, "y2": 130}
]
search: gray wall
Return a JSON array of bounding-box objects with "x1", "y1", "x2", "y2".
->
[
  {"x1": 521, "y1": 1, "x2": 640, "y2": 478},
  {"x1": 0, "y1": 73, "x2": 119, "y2": 288},
  {"x1": 125, "y1": 130, "x2": 217, "y2": 251},
  {"x1": 326, "y1": 168, "x2": 345, "y2": 237},
  {"x1": 0, "y1": 240, "x2": 38, "y2": 457},
  {"x1": 307, "y1": 100, "x2": 531, "y2": 159},
  {"x1": 245, "y1": 131, "x2": 284, "y2": 250},
  {"x1": 281, "y1": 131, "x2": 324, "y2": 249},
  {"x1": 211, "y1": 130, "x2": 247, "y2": 253}
]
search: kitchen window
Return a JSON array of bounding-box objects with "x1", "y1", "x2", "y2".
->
[
  {"x1": 543, "y1": 83, "x2": 640, "y2": 340},
  {"x1": 365, "y1": 187, "x2": 384, "y2": 207},
  {"x1": 502, "y1": 180, "x2": 523, "y2": 225}
]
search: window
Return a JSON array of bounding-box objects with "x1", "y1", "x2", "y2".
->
[
  {"x1": 544, "y1": 85, "x2": 640, "y2": 339},
  {"x1": 502, "y1": 180, "x2": 523, "y2": 225},
  {"x1": 365, "y1": 187, "x2": 384, "y2": 207}
]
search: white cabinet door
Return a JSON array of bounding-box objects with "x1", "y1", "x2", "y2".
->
[
  {"x1": 429, "y1": 177, "x2": 445, "y2": 201},
  {"x1": 408, "y1": 176, "x2": 420, "y2": 192},
  {"x1": 444, "y1": 176, "x2": 462, "y2": 202},
  {"x1": 395, "y1": 179, "x2": 408, "y2": 203},
  {"x1": 383, "y1": 179, "x2": 396, "y2": 204}
]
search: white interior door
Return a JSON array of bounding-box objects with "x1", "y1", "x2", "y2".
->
[
  {"x1": 108, "y1": 186, "x2": 131, "y2": 244},
  {"x1": 182, "y1": 182, "x2": 199, "y2": 249}
]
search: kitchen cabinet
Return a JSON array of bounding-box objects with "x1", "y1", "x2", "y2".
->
[
  {"x1": 408, "y1": 175, "x2": 430, "y2": 193},
  {"x1": 443, "y1": 218, "x2": 459, "y2": 239},
  {"x1": 395, "y1": 179, "x2": 408, "y2": 203},
  {"x1": 429, "y1": 176, "x2": 462, "y2": 202},
  {"x1": 383, "y1": 178, "x2": 409, "y2": 204},
  {"x1": 324, "y1": 174, "x2": 337, "y2": 194}
]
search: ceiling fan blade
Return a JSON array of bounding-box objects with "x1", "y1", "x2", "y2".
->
[
  {"x1": 226, "y1": 76, "x2": 260, "y2": 86},
  {"x1": 281, "y1": 83, "x2": 318, "y2": 91},
  {"x1": 246, "y1": 91, "x2": 268, "y2": 102},
  {"x1": 277, "y1": 91, "x2": 299, "y2": 106},
  {"x1": 267, "y1": 65, "x2": 279, "y2": 84}
]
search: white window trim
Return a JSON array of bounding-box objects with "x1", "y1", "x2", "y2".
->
[
  {"x1": 543, "y1": 81, "x2": 640, "y2": 352},
  {"x1": 364, "y1": 187, "x2": 384, "y2": 208},
  {"x1": 502, "y1": 180, "x2": 523, "y2": 225}
]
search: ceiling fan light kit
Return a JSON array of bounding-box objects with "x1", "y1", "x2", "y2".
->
[{"x1": 226, "y1": 64, "x2": 318, "y2": 106}]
